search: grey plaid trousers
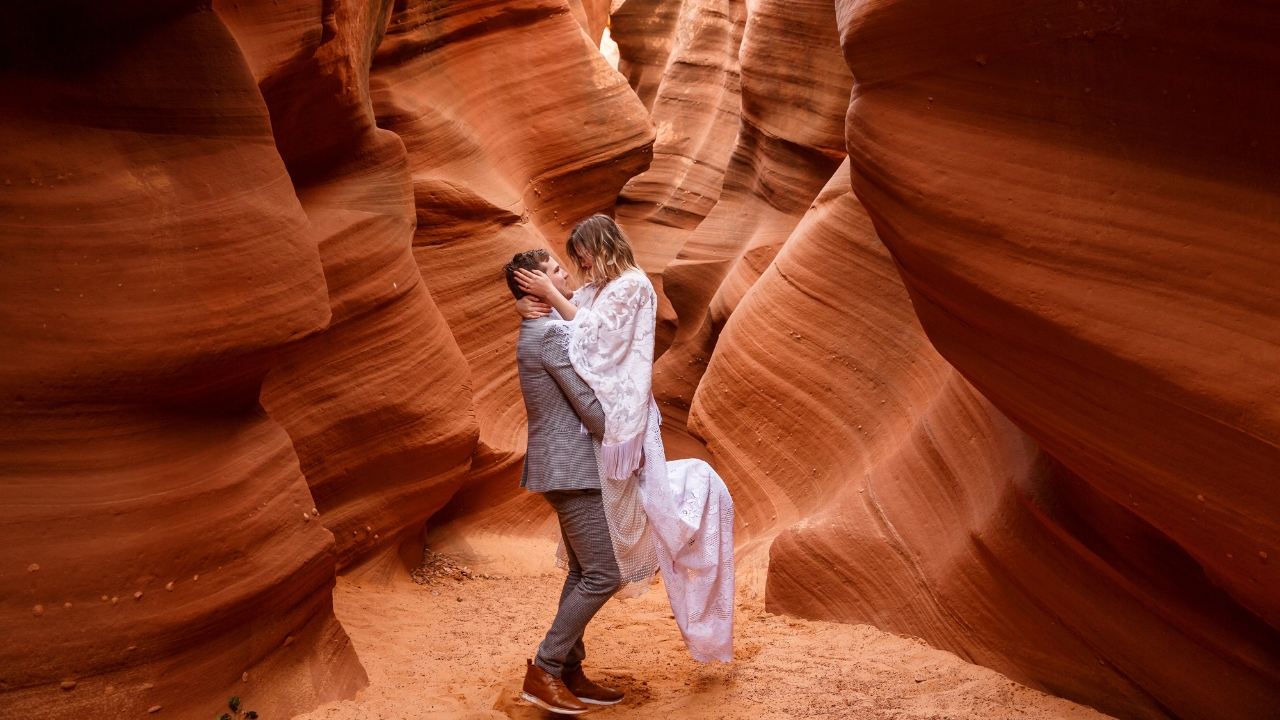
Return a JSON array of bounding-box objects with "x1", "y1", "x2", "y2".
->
[{"x1": 534, "y1": 489, "x2": 623, "y2": 676}]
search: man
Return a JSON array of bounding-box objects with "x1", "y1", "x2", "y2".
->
[{"x1": 503, "y1": 249, "x2": 627, "y2": 715}]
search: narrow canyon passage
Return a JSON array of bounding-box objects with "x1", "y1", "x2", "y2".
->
[{"x1": 2, "y1": 1, "x2": 1277, "y2": 719}]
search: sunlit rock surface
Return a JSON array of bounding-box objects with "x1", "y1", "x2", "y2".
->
[
  {"x1": 613, "y1": 0, "x2": 746, "y2": 355},
  {"x1": 646, "y1": 0, "x2": 853, "y2": 417}
]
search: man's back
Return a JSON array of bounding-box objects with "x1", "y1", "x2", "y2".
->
[{"x1": 517, "y1": 318, "x2": 606, "y2": 492}]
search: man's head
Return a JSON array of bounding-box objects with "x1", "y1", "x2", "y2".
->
[{"x1": 503, "y1": 249, "x2": 572, "y2": 300}]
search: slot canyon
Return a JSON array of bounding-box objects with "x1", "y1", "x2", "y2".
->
[{"x1": 1, "y1": 0, "x2": 1276, "y2": 718}]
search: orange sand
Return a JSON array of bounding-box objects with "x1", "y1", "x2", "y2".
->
[{"x1": 292, "y1": 552, "x2": 1111, "y2": 720}]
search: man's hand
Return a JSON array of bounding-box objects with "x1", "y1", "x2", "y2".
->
[{"x1": 516, "y1": 295, "x2": 553, "y2": 319}]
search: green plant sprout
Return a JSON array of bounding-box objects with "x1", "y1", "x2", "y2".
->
[{"x1": 217, "y1": 696, "x2": 258, "y2": 719}]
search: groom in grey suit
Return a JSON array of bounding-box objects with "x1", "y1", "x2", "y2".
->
[{"x1": 503, "y1": 249, "x2": 626, "y2": 715}]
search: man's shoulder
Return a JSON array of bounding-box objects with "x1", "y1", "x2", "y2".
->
[{"x1": 518, "y1": 317, "x2": 550, "y2": 342}]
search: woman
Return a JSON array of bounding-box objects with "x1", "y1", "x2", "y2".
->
[{"x1": 514, "y1": 215, "x2": 735, "y2": 663}]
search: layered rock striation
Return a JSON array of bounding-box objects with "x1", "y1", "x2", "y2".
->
[
  {"x1": 0, "y1": 7, "x2": 364, "y2": 717},
  {"x1": 613, "y1": 0, "x2": 1280, "y2": 716},
  {"x1": 614, "y1": 0, "x2": 746, "y2": 354},
  {"x1": 368, "y1": 0, "x2": 653, "y2": 543},
  {"x1": 215, "y1": 0, "x2": 480, "y2": 575},
  {"x1": 0, "y1": 0, "x2": 647, "y2": 715},
  {"x1": 690, "y1": 162, "x2": 1280, "y2": 720},
  {"x1": 646, "y1": 0, "x2": 853, "y2": 415},
  {"x1": 838, "y1": 0, "x2": 1280, "y2": 636},
  {"x1": 5, "y1": 1, "x2": 1278, "y2": 718}
]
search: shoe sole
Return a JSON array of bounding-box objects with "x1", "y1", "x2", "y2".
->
[
  {"x1": 579, "y1": 697, "x2": 623, "y2": 706},
  {"x1": 520, "y1": 691, "x2": 589, "y2": 715}
]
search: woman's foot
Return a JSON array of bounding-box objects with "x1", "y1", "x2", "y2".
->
[
  {"x1": 562, "y1": 665, "x2": 625, "y2": 706},
  {"x1": 521, "y1": 659, "x2": 589, "y2": 715}
]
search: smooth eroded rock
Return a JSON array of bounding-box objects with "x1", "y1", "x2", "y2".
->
[{"x1": 0, "y1": 8, "x2": 363, "y2": 716}]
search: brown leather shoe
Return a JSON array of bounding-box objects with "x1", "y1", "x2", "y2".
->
[
  {"x1": 563, "y1": 665, "x2": 624, "y2": 706},
  {"x1": 521, "y1": 659, "x2": 589, "y2": 715}
]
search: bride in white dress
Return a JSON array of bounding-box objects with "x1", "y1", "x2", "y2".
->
[{"x1": 514, "y1": 215, "x2": 735, "y2": 663}]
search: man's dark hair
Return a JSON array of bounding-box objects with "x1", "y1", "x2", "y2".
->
[{"x1": 503, "y1": 248, "x2": 551, "y2": 300}]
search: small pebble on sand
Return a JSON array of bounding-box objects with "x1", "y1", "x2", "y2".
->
[
  {"x1": 303, "y1": 513, "x2": 310, "y2": 521},
  {"x1": 28, "y1": 563, "x2": 39, "y2": 572},
  {"x1": 148, "y1": 705, "x2": 162, "y2": 713},
  {"x1": 242, "y1": 672, "x2": 250, "y2": 682},
  {"x1": 60, "y1": 680, "x2": 77, "y2": 690},
  {"x1": 64, "y1": 602, "x2": 72, "y2": 609},
  {"x1": 33, "y1": 605, "x2": 43, "y2": 616},
  {"x1": 134, "y1": 591, "x2": 143, "y2": 600},
  {"x1": 165, "y1": 582, "x2": 174, "y2": 591},
  {"x1": 284, "y1": 635, "x2": 294, "y2": 646}
]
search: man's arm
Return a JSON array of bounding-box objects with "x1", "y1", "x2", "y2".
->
[{"x1": 540, "y1": 326, "x2": 607, "y2": 438}]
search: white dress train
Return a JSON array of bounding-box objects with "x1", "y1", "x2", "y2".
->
[{"x1": 551, "y1": 270, "x2": 735, "y2": 662}]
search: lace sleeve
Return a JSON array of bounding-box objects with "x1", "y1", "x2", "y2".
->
[{"x1": 566, "y1": 271, "x2": 658, "y2": 479}]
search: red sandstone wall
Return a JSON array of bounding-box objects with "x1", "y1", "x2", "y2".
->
[
  {"x1": 0, "y1": 7, "x2": 364, "y2": 717},
  {"x1": 6, "y1": 0, "x2": 1277, "y2": 717},
  {"x1": 646, "y1": 0, "x2": 853, "y2": 424},
  {"x1": 836, "y1": 0, "x2": 1280, "y2": 638},
  {"x1": 0, "y1": 1, "x2": 645, "y2": 714},
  {"x1": 612, "y1": 0, "x2": 1280, "y2": 716},
  {"x1": 214, "y1": 0, "x2": 481, "y2": 575},
  {"x1": 689, "y1": 161, "x2": 1280, "y2": 719},
  {"x1": 611, "y1": 0, "x2": 686, "y2": 110},
  {"x1": 614, "y1": 0, "x2": 746, "y2": 355},
  {"x1": 368, "y1": 0, "x2": 654, "y2": 545}
]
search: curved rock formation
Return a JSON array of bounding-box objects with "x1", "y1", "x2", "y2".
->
[
  {"x1": 0, "y1": 7, "x2": 363, "y2": 717},
  {"x1": 7, "y1": 0, "x2": 1275, "y2": 717},
  {"x1": 569, "y1": 0, "x2": 612, "y2": 45},
  {"x1": 614, "y1": 0, "x2": 746, "y2": 354},
  {"x1": 691, "y1": 161, "x2": 1280, "y2": 719},
  {"x1": 369, "y1": 0, "x2": 654, "y2": 541},
  {"x1": 838, "y1": 0, "x2": 1280, "y2": 639},
  {"x1": 215, "y1": 0, "x2": 481, "y2": 574},
  {"x1": 649, "y1": 0, "x2": 853, "y2": 418},
  {"x1": 611, "y1": 0, "x2": 686, "y2": 110}
]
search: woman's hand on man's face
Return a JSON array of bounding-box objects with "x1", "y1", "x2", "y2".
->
[
  {"x1": 514, "y1": 268, "x2": 557, "y2": 300},
  {"x1": 515, "y1": 295, "x2": 553, "y2": 319}
]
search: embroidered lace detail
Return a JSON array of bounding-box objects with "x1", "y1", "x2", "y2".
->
[
  {"x1": 639, "y1": 404, "x2": 735, "y2": 662},
  {"x1": 550, "y1": 271, "x2": 734, "y2": 658},
  {"x1": 565, "y1": 271, "x2": 657, "y2": 481}
]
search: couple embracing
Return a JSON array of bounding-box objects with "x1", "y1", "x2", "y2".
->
[{"x1": 501, "y1": 215, "x2": 735, "y2": 714}]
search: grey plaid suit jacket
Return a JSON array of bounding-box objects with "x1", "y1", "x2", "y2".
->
[{"x1": 517, "y1": 318, "x2": 607, "y2": 492}]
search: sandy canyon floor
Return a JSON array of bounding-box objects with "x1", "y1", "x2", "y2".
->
[{"x1": 293, "y1": 550, "x2": 1110, "y2": 720}]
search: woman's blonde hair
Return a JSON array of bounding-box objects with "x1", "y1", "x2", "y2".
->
[{"x1": 565, "y1": 214, "x2": 640, "y2": 285}]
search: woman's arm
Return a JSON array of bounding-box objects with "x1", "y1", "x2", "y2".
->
[
  {"x1": 514, "y1": 295, "x2": 553, "y2": 319},
  {"x1": 514, "y1": 269, "x2": 578, "y2": 320}
]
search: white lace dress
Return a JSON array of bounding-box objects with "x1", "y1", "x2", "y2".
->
[{"x1": 554, "y1": 270, "x2": 735, "y2": 663}]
